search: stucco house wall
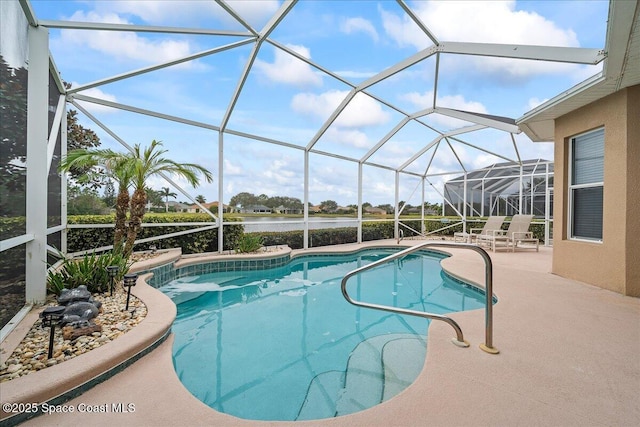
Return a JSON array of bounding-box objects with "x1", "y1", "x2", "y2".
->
[{"x1": 553, "y1": 85, "x2": 639, "y2": 297}]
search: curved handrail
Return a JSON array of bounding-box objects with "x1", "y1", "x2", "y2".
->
[{"x1": 340, "y1": 242, "x2": 498, "y2": 353}]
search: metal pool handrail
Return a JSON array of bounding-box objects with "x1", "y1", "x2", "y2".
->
[{"x1": 340, "y1": 242, "x2": 498, "y2": 354}]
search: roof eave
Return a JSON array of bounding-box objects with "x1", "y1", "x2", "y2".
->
[{"x1": 516, "y1": 72, "x2": 606, "y2": 142}]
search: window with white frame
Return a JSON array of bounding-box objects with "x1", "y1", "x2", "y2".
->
[{"x1": 569, "y1": 128, "x2": 604, "y2": 241}]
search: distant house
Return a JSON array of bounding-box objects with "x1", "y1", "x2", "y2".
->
[
  {"x1": 424, "y1": 207, "x2": 439, "y2": 216},
  {"x1": 274, "y1": 205, "x2": 302, "y2": 214},
  {"x1": 240, "y1": 204, "x2": 272, "y2": 214},
  {"x1": 335, "y1": 206, "x2": 355, "y2": 214},
  {"x1": 404, "y1": 206, "x2": 439, "y2": 216},
  {"x1": 167, "y1": 201, "x2": 190, "y2": 212},
  {"x1": 364, "y1": 206, "x2": 386, "y2": 215},
  {"x1": 187, "y1": 201, "x2": 230, "y2": 214}
]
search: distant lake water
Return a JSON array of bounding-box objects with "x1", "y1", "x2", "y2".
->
[{"x1": 236, "y1": 216, "x2": 367, "y2": 232}]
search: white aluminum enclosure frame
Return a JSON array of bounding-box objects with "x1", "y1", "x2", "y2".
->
[{"x1": 1, "y1": 0, "x2": 612, "y2": 328}]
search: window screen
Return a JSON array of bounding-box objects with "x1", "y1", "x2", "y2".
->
[{"x1": 569, "y1": 128, "x2": 604, "y2": 241}]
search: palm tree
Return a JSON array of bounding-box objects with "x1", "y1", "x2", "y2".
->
[
  {"x1": 195, "y1": 194, "x2": 206, "y2": 204},
  {"x1": 59, "y1": 149, "x2": 133, "y2": 254},
  {"x1": 124, "y1": 140, "x2": 212, "y2": 257},
  {"x1": 161, "y1": 187, "x2": 177, "y2": 212}
]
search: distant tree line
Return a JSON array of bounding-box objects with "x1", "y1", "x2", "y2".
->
[{"x1": 227, "y1": 192, "x2": 442, "y2": 215}]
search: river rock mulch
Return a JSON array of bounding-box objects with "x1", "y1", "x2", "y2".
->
[{"x1": 0, "y1": 288, "x2": 147, "y2": 383}]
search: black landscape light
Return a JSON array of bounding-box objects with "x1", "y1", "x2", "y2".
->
[
  {"x1": 123, "y1": 273, "x2": 138, "y2": 311},
  {"x1": 106, "y1": 265, "x2": 119, "y2": 296},
  {"x1": 41, "y1": 306, "x2": 65, "y2": 359}
]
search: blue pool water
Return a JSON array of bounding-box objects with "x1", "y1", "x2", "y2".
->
[{"x1": 160, "y1": 248, "x2": 486, "y2": 421}]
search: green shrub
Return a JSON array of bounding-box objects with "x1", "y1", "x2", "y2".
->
[
  {"x1": 234, "y1": 234, "x2": 264, "y2": 253},
  {"x1": 260, "y1": 230, "x2": 304, "y2": 249},
  {"x1": 0, "y1": 216, "x2": 26, "y2": 241},
  {"x1": 67, "y1": 214, "x2": 244, "y2": 254},
  {"x1": 47, "y1": 251, "x2": 132, "y2": 295}
]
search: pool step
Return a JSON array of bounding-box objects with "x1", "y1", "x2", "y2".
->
[
  {"x1": 381, "y1": 337, "x2": 427, "y2": 401},
  {"x1": 296, "y1": 370, "x2": 345, "y2": 420},
  {"x1": 297, "y1": 333, "x2": 426, "y2": 420}
]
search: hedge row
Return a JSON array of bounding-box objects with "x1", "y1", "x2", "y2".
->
[
  {"x1": 255, "y1": 218, "x2": 546, "y2": 249},
  {"x1": 67, "y1": 214, "x2": 244, "y2": 254},
  {"x1": 1, "y1": 215, "x2": 547, "y2": 256}
]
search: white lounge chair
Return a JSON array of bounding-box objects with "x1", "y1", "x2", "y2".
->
[
  {"x1": 476, "y1": 214, "x2": 539, "y2": 252},
  {"x1": 453, "y1": 216, "x2": 506, "y2": 243}
]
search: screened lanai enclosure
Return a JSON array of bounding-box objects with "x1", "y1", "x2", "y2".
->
[
  {"x1": 1, "y1": 0, "x2": 609, "y2": 331},
  {"x1": 443, "y1": 159, "x2": 553, "y2": 219}
]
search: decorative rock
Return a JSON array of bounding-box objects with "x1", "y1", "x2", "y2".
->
[
  {"x1": 0, "y1": 289, "x2": 147, "y2": 383},
  {"x1": 60, "y1": 302, "x2": 100, "y2": 325},
  {"x1": 63, "y1": 324, "x2": 102, "y2": 341},
  {"x1": 57, "y1": 286, "x2": 92, "y2": 305},
  {"x1": 7, "y1": 364, "x2": 22, "y2": 374}
]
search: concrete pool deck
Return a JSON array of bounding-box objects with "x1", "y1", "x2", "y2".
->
[{"x1": 5, "y1": 241, "x2": 640, "y2": 426}]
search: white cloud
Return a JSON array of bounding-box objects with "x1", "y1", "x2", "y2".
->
[
  {"x1": 421, "y1": 1, "x2": 578, "y2": 47},
  {"x1": 91, "y1": 0, "x2": 279, "y2": 30},
  {"x1": 61, "y1": 11, "x2": 195, "y2": 65},
  {"x1": 527, "y1": 97, "x2": 549, "y2": 110},
  {"x1": 310, "y1": 175, "x2": 357, "y2": 201},
  {"x1": 340, "y1": 17, "x2": 379, "y2": 42},
  {"x1": 254, "y1": 44, "x2": 323, "y2": 88},
  {"x1": 380, "y1": 1, "x2": 585, "y2": 79},
  {"x1": 335, "y1": 70, "x2": 377, "y2": 79},
  {"x1": 223, "y1": 159, "x2": 243, "y2": 176},
  {"x1": 401, "y1": 90, "x2": 488, "y2": 128},
  {"x1": 250, "y1": 154, "x2": 304, "y2": 197},
  {"x1": 73, "y1": 85, "x2": 118, "y2": 114},
  {"x1": 337, "y1": 92, "x2": 391, "y2": 128},
  {"x1": 402, "y1": 90, "x2": 487, "y2": 113},
  {"x1": 470, "y1": 152, "x2": 503, "y2": 170},
  {"x1": 379, "y1": 6, "x2": 427, "y2": 50},
  {"x1": 291, "y1": 90, "x2": 390, "y2": 128},
  {"x1": 325, "y1": 128, "x2": 371, "y2": 149}
]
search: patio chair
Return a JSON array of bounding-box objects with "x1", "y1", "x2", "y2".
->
[
  {"x1": 476, "y1": 214, "x2": 539, "y2": 252},
  {"x1": 453, "y1": 216, "x2": 506, "y2": 243}
]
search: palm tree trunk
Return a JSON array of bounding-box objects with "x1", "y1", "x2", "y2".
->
[
  {"x1": 113, "y1": 186, "x2": 130, "y2": 254},
  {"x1": 124, "y1": 188, "x2": 147, "y2": 257}
]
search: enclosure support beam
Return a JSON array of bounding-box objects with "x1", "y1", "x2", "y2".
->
[
  {"x1": 394, "y1": 171, "x2": 400, "y2": 241},
  {"x1": 357, "y1": 163, "x2": 363, "y2": 244},
  {"x1": 519, "y1": 165, "x2": 524, "y2": 214},
  {"x1": 61, "y1": 102, "x2": 68, "y2": 254},
  {"x1": 421, "y1": 178, "x2": 426, "y2": 234},
  {"x1": 218, "y1": 131, "x2": 224, "y2": 253},
  {"x1": 545, "y1": 163, "x2": 552, "y2": 246},
  {"x1": 303, "y1": 151, "x2": 309, "y2": 249},
  {"x1": 462, "y1": 173, "x2": 468, "y2": 233},
  {"x1": 481, "y1": 179, "x2": 485, "y2": 217},
  {"x1": 25, "y1": 25, "x2": 49, "y2": 304}
]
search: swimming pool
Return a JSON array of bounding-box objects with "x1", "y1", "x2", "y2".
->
[{"x1": 160, "y1": 248, "x2": 487, "y2": 421}]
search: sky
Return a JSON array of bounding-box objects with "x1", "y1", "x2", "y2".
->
[{"x1": 28, "y1": 0, "x2": 610, "y2": 208}]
